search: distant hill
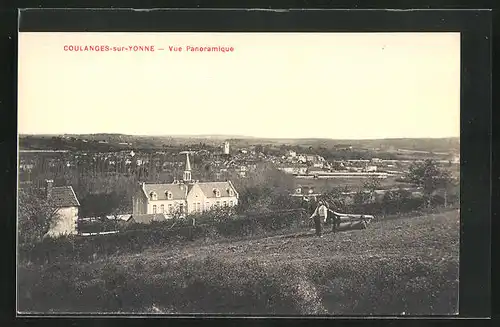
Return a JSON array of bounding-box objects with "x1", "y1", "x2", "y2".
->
[
  {"x1": 18, "y1": 134, "x2": 459, "y2": 154},
  {"x1": 226, "y1": 137, "x2": 459, "y2": 153}
]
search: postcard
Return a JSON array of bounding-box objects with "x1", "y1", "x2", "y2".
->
[{"x1": 17, "y1": 30, "x2": 460, "y2": 316}]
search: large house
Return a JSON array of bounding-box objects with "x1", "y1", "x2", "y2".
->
[
  {"x1": 44, "y1": 179, "x2": 80, "y2": 237},
  {"x1": 132, "y1": 153, "x2": 239, "y2": 218}
]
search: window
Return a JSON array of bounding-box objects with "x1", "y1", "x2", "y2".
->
[
  {"x1": 216, "y1": 201, "x2": 221, "y2": 207},
  {"x1": 223, "y1": 201, "x2": 227, "y2": 207},
  {"x1": 214, "y1": 189, "x2": 221, "y2": 197},
  {"x1": 206, "y1": 202, "x2": 210, "y2": 210},
  {"x1": 296, "y1": 188, "x2": 302, "y2": 194},
  {"x1": 166, "y1": 191, "x2": 173, "y2": 200},
  {"x1": 168, "y1": 204, "x2": 173, "y2": 213},
  {"x1": 229, "y1": 200, "x2": 233, "y2": 206},
  {"x1": 153, "y1": 205, "x2": 157, "y2": 214},
  {"x1": 228, "y1": 189, "x2": 234, "y2": 196},
  {"x1": 196, "y1": 202, "x2": 201, "y2": 212},
  {"x1": 150, "y1": 192, "x2": 157, "y2": 200},
  {"x1": 179, "y1": 203, "x2": 184, "y2": 213},
  {"x1": 160, "y1": 204, "x2": 164, "y2": 213}
]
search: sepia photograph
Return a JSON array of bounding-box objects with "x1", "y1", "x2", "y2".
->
[{"x1": 17, "y1": 31, "x2": 460, "y2": 315}]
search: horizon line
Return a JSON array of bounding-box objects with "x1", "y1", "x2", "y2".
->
[{"x1": 18, "y1": 133, "x2": 460, "y2": 141}]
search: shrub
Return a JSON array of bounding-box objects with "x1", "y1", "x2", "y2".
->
[
  {"x1": 79, "y1": 219, "x2": 119, "y2": 233},
  {"x1": 18, "y1": 208, "x2": 309, "y2": 265}
]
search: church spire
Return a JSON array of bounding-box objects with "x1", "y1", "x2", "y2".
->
[{"x1": 183, "y1": 152, "x2": 192, "y2": 182}]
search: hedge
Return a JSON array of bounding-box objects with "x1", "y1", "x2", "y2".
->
[
  {"x1": 18, "y1": 209, "x2": 309, "y2": 264},
  {"x1": 19, "y1": 192, "x2": 454, "y2": 265}
]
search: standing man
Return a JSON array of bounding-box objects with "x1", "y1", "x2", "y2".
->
[{"x1": 310, "y1": 200, "x2": 328, "y2": 237}]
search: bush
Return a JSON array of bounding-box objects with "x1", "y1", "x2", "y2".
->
[
  {"x1": 345, "y1": 196, "x2": 426, "y2": 218},
  {"x1": 18, "y1": 207, "x2": 309, "y2": 265},
  {"x1": 79, "y1": 219, "x2": 119, "y2": 233}
]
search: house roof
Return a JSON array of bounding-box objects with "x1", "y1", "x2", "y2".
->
[
  {"x1": 50, "y1": 186, "x2": 80, "y2": 207},
  {"x1": 142, "y1": 181, "x2": 238, "y2": 201},
  {"x1": 196, "y1": 181, "x2": 238, "y2": 199},
  {"x1": 143, "y1": 183, "x2": 188, "y2": 200},
  {"x1": 130, "y1": 213, "x2": 168, "y2": 224}
]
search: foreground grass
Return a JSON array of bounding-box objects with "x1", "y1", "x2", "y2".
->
[{"x1": 18, "y1": 210, "x2": 459, "y2": 315}]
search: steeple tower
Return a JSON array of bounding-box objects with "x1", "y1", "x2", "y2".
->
[{"x1": 183, "y1": 152, "x2": 192, "y2": 182}]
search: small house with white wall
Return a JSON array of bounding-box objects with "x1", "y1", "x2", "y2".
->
[{"x1": 44, "y1": 180, "x2": 80, "y2": 238}]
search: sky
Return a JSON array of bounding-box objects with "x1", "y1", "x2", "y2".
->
[{"x1": 18, "y1": 32, "x2": 460, "y2": 139}]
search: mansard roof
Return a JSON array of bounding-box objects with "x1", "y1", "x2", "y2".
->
[
  {"x1": 143, "y1": 183, "x2": 189, "y2": 200},
  {"x1": 141, "y1": 180, "x2": 238, "y2": 201}
]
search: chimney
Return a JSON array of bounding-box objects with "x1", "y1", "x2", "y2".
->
[{"x1": 45, "y1": 179, "x2": 54, "y2": 199}]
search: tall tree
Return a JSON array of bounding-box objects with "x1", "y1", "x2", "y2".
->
[
  {"x1": 405, "y1": 159, "x2": 452, "y2": 207},
  {"x1": 18, "y1": 188, "x2": 60, "y2": 246}
]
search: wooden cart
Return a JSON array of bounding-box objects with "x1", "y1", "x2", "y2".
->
[{"x1": 330, "y1": 211, "x2": 374, "y2": 231}]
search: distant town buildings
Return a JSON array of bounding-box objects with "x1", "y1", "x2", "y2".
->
[
  {"x1": 132, "y1": 152, "x2": 239, "y2": 219},
  {"x1": 276, "y1": 163, "x2": 308, "y2": 175},
  {"x1": 290, "y1": 184, "x2": 424, "y2": 203},
  {"x1": 291, "y1": 185, "x2": 323, "y2": 200}
]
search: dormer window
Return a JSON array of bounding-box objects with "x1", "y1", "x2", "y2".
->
[
  {"x1": 296, "y1": 188, "x2": 302, "y2": 194},
  {"x1": 165, "y1": 191, "x2": 173, "y2": 200},
  {"x1": 228, "y1": 189, "x2": 234, "y2": 197},
  {"x1": 213, "y1": 189, "x2": 221, "y2": 198},
  {"x1": 150, "y1": 192, "x2": 157, "y2": 200}
]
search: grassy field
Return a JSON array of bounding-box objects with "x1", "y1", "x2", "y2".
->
[{"x1": 18, "y1": 209, "x2": 459, "y2": 315}]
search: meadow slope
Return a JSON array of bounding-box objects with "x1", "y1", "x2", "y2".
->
[{"x1": 18, "y1": 210, "x2": 459, "y2": 315}]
